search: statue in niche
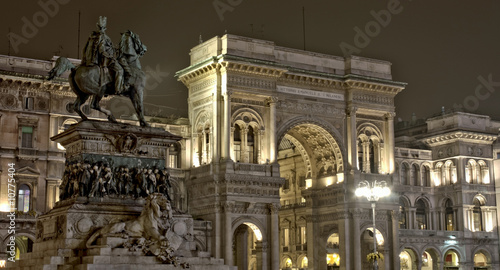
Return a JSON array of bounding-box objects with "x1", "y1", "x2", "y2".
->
[{"x1": 47, "y1": 16, "x2": 150, "y2": 127}]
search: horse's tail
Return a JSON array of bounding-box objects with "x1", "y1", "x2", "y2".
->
[{"x1": 47, "y1": 57, "x2": 75, "y2": 80}]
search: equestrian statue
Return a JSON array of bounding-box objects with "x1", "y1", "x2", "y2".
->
[{"x1": 48, "y1": 16, "x2": 149, "y2": 127}]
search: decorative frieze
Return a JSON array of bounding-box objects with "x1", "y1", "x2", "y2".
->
[
  {"x1": 353, "y1": 93, "x2": 393, "y2": 106},
  {"x1": 277, "y1": 99, "x2": 343, "y2": 116},
  {"x1": 227, "y1": 75, "x2": 275, "y2": 90}
]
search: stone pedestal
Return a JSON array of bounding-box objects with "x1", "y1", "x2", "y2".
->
[{"x1": 7, "y1": 120, "x2": 234, "y2": 270}]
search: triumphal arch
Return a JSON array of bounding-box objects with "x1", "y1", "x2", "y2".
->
[{"x1": 177, "y1": 35, "x2": 406, "y2": 269}]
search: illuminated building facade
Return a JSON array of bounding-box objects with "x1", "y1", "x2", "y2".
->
[{"x1": 0, "y1": 34, "x2": 498, "y2": 269}]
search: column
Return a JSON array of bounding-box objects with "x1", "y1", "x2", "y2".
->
[
  {"x1": 409, "y1": 208, "x2": 416, "y2": 230},
  {"x1": 214, "y1": 203, "x2": 221, "y2": 258},
  {"x1": 255, "y1": 241, "x2": 268, "y2": 270},
  {"x1": 230, "y1": 127, "x2": 235, "y2": 161},
  {"x1": 257, "y1": 130, "x2": 264, "y2": 163},
  {"x1": 391, "y1": 211, "x2": 400, "y2": 270},
  {"x1": 242, "y1": 127, "x2": 248, "y2": 163},
  {"x1": 346, "y1": 106, "x2": 358, "y2": 171},
  {"x1": 384, "y1": 113, "x2": 395, "y2": 174},
  {"x1": 352, "y1": 210, "x2": 362, "y2": 269},
  {"x1": 269, "y1": 203, "x2": 280, "y2": 270},
  {"x1": 224, "y1": 202, "x2": 233, "y2": 266},
  {"x1": 201, "y1": 131, "x2": 207, "y2": 164},
  {"x1": 363, "y1": 141, "x2": 370, "y2": 173},
  {"x1": 267, "y1": 97, "x2": 278, "y2": 163},
  {"x1": 222, "y1": 90, "x2": 232, "y2": 160},
  {"x1": 165, "y1": 143, "x2": 171, "y2": 168},
  {"x1": 339, "y1": 215, "x2": 350, "y2": 269}
]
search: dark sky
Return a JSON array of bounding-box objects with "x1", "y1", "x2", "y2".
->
[{"x1": 3, "y1": 0, "x2": 500, "y2": 121}]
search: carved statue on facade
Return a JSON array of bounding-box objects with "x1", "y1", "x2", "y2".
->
[
  {"x1": 85, "y1": 193, "x2": 180, "y2": 265},
  {"x1": 47, "y1": 16, "x2": 149, "y2": 127}
]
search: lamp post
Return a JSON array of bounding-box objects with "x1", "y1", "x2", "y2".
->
[{"x1": 355, "y1": 180, "x2": 391, "y2": 270}]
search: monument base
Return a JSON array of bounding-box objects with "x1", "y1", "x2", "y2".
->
[{"x1": 7, "y1": 197, "x2": 234, "y2": 269}]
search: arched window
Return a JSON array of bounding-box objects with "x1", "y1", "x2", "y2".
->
[
  {"x1": 247, "y1": 126, "x2": 255, "y2": 163},
  {"x1": 233, "y1": 125, "x2": 242, "y2": 162},
  {"x1": 357, "y1": 138, "x2": 365, "y2": 172},
  {"x1": 168, "y1": 142, "x2": 181, "y2": 169},
  {"x1": 434, "y1": 162, "x2": 443, "y2": 186},
  {"x1": 445, "y1": 199, "x2": 455, "y2": 231},
  {"x1": 466, "y1": 159, "x2": 478, "y2": 183},
  {"x1": 473, "y1": 197, "x2": 484, "y2": 232},
  {"x1": 478, "y1": 160, "x2": 490, "y2": 184},
  {"x1": 300, "y1": 256, "x2": 308, "y2": 269},
  {"x1": 401, "y1": 163, "x2": 409, "y2": 185},
  {"x1": 444, "y1": 250, "x2": 460, "y2": 267},
  {"x1": 326, "y1": 233, "x2": 340, "y2": 267},
  {"x1": 422, "y1": 165, "x2": 431, "y2": 187},
  {"x1": 17, "y1": 184, "x2": 31, "y2": 213},
  {"x1": 369, "y1": 139, "x2": 376, "y2": 173},
  {"x1": 411, "y1": 164, "x2": 419, "y2": 186},
  {"x1": 415, "y1": 199, "x2": 427, "y2": 230}
]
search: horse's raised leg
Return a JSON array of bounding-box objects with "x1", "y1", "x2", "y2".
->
[
  {"x1": 74, "y1": 93, "x2": 89, "y2": 121},
  {"x1": 91, "y1": 94, "x2": 117, "y2": 123}
]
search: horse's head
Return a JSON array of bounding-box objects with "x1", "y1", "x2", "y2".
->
[{"x1": 119, "y1": 30, "x2": 147, "y2": 58}]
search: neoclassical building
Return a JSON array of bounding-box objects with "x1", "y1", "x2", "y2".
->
[{"x1": 0, "y1": 34, "x2": 499, "y2": 270}]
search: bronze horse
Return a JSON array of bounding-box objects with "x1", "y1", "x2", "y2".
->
[{"x1": 48, "y1": 31, "x2": 149, "y2": 127}]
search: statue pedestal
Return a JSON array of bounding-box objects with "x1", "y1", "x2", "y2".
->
[
  {"x1": 7, "y1": 120, "x2": 234, "y2": 270},
  {"x1": 52, "y1": 120, "x2": 181, "y2": 169}
]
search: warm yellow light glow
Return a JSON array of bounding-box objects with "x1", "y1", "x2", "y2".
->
[
  {"x1": 337, "y1": 173, "x2": 344, "y2": 183},
  {"x1": 367, "y1": 228, "x2": 384, "y2": 245},
  {"x1": 301, "y1": 257, "x2": 308, "y2": 268},
  {"x1": 305, "y1": 179, "x2": 312, "y2": 189},
  {"x1": 0, "y1": 202, "x2": 11, "y2": 212},
  {"x1": 0, "y1": 260, "x2": 5, "y2": 267},
  {"x1": 325, "y1": 176, "x2": 334, "y2": 186},
  {"x1": 326, "y1": 253, "x2": 340, "y2": 266},
  {"x1": 244, "y1": 222, "x2": 262, "y2": 241},
  {"x1": 285, "y1": 258, "x2": 292, "y2": 267}
]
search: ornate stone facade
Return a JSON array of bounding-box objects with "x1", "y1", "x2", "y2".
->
[{"x1": 1, "y1": 34, "x2": 500, "y2": 270}]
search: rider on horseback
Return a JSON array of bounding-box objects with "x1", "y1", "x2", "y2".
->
[{"x1": 82, "y1": 16, "x2": 125, "y2": 95}]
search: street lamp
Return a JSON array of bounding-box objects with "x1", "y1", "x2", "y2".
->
[{"x1": 355, "y1": 180, "x2": 391, "y2": 270}]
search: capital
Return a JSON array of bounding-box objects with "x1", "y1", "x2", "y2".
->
[
  {"x1": 266, "y1": 96, "x2": 278, "y2": 105},
  {"x1": 268, "y1": 202, "x2": 281, "y2": 214},
  {"x1": 385, "y1": 112, "x2": 396, "y2": 120},
  {"x1": 346, "y1": 106, "x2": 357, "y2": 116}
]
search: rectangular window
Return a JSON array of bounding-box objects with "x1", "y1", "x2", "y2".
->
[
  {"x1": 300, "y1": 226, "x2": 306, "y2": 245},
  {"x1": 21, "y1": 126, "x2": 33, "y2": 148},
  {"x1": 169, "y1": 154, "x2": 178, "y2": 168},
  {"x1": 24, "y1": 97, "x2": 34, "y2": 110},
  {"x1": 247, "y1": 144, "x2": 254, "y2": 163},
  {"x1": 283, "y1": 228, "x2": 289, "y2": 247},
  {"x1": 446, "y1": 213, "x2": 454, "y2": 231},
  {"x1": 234, "y1": 143, "x2": 241, "y2": 162},
  {"x1": 497, "y1": 152, "x2": 500, "y2": 159}
]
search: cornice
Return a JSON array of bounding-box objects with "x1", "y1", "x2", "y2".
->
[
  {"x1": 422, "y1": 131, "x2": 497, "y2": 147},
  {"x1": 176, "y1": 54, "x2": 407, "y2": 95}
]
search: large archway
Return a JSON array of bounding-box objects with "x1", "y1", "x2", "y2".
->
[
  {"x1": 277, "y1": 122, "x2": 344, "y2": 203},
  {"x1": 233, "y1": 222, "x2": 264, "y2": 270}
]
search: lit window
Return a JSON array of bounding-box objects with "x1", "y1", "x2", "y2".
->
[
  {"x1": 17, "y1": 184, "x2": 30, "y2": 213},
  {"x1": 473, "y1": 198, "x2": 483, "y2": 231},
  {"x1": 445, "y1": 199, "x2": 455, "y2": 231}
]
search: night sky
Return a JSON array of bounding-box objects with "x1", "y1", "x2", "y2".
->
[{"x1": 3, "y1": 0, "x2": 500, "y2": 121}]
